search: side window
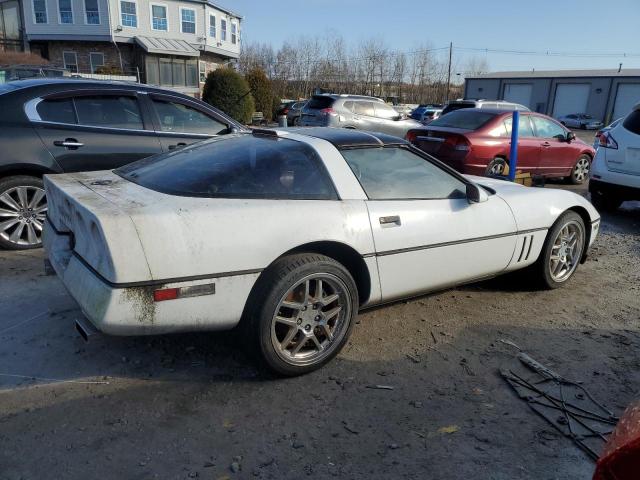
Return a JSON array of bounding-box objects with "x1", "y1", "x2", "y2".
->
[
  {"x1": 503, "y1": 115, "x2": 535, "y2": 137},
  {"x1": 152, "y1": 98, "x2": 227, "y2": 135},
  {"x1": 341, "y1": 147, "x2": 467, "y2": 200},
  {"x1": 532, "y1": 116, "x2": 566, "y2": 139},
  {"x1": 375, "y1": 103, "x2": 399, "y2": 120},
  {"x1": 353, "y1": 101, "x2": 375, "y2": 117},
  {"x1": 343, "y1": 101, "x2": 354, "y2": 113},
  {"x1": 36, "y1": 98, "x2": 76, "y2": 124},
  {"x1": 74, "y1": 95, "x2": 144, "y2": 130}
]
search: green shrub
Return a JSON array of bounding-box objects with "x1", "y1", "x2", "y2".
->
[
  {"x1": 202, "y1": 67, "x2": 254, "y2": 124},
  {"x1": 245, "y1": 68, "x2": 273, "y2": 121}
]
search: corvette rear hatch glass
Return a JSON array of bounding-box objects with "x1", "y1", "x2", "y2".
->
[{"x1": 115, "y1": 134, "x2": 337, "y2": 199}]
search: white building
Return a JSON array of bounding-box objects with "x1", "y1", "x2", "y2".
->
[{"x1": 17, "y1": 0, "x2": 242, "y2": 95}]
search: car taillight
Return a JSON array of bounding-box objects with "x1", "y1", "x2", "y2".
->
[
  {"x1": 320, "y1": 107, "x2": 337, "y2": 116},
  {"x1": 599, "y1": 132, "x2": 618, "y2": 149},
  {"x1": 444, "y1": 134, "x2": 471, "y2": 151},
  {"x1": 282, "y1": 108, "x2": 289, "y2": 114},
  {"x1": 406, "y1": 130, "x2": 418, "y2": 143}
]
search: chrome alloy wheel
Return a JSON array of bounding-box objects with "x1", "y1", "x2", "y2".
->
[
  {"x1": 489, "y1": 160, "x2": 506, "y2": 175},
  {"x1": 572, "y1": 157, "x2": 590, "y2": 183},
  {"x1": 270, "y1": 273, "x2": 351, "y2": 366},
  {"x1": 548, "y1": 220, "x2": 584, "y2": 283},
  {"x1": 0, "y1": 186, "x2": 47, "y2": 247}
]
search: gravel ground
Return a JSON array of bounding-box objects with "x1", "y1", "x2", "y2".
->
[{"x1": 1, "y1": 147, "x2": 639, "y2": 479}]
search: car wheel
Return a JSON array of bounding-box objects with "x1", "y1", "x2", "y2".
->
[
  {"x1": 580, "y1": 123, "x2": 587, "y2": 130},
  {"x1": 485, "y1": 157, "x2": 507, "y2": 177},
  {"x1": 569, "y1": 155, "x2": 591, "y2": 185},
  {"x1": 245, "y1": 253, "x2": 358, "y2": 376},
  {"x1": 535, "y1": 211, "x2": 586, "y2": 289},
  {"x1": 0, "y1": 175, "x2": 47, "y2": 250},
  {"x1": 292, "y1": 116, "x2": 300, "y2": 126},
  {"x1": 590, "y1": 189, "x2": 622, "y2": 212}
]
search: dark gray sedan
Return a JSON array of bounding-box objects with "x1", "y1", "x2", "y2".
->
[{"x1": 0, "y1": 78, "x2": 246, "y2": 250}]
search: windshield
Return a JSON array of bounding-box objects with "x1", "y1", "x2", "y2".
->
[
  {"x1": 428, "y1": 110, "x2": 496, "y2": 130},
  {"x1": 116, "y1": 134, "x2": 337, "y2": 200}
]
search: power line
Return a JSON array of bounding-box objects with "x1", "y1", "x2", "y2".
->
[{"x1": 455, "y1": 46, "x2": 640, "y2": 58}]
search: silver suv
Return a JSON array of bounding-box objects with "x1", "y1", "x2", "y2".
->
[
  {"x1": 300, "y1": 94, "x2": 422, "y2": 138},
  {"x1": 442, "y1": 99, "x2": 529, "y2": 116}
]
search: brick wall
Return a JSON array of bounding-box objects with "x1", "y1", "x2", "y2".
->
[{"x1": 46, "y1": 41, "x2": 136, "y2": 74}]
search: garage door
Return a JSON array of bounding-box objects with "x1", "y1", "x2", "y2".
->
[
  {"x1": 503, "y1": 83, "x2": 533, "y2": 108},
  {"x1": 612, "y1": 83, "x2": 640, "y2": 121},
  {"x1": 552, "y1": 83, "x2": 590, "y2": 118}
]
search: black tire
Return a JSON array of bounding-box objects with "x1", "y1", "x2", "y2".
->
[
  {"x1": 590, "y1": 189, "x2": 622, "y2": 212},
  {"x1": 534, "y1": 211, "x2": 586, "y2": 289},
  {"x1": 569, "y1": 155, "x2": 591, "y2": 185},
  {"x1": 244, "y1": 253, "x2": 359, "y2": 376},
  {"x1": 485, "y1": 157, "x2": 508, "y2": 177},
  {"x1": 580, "y1": 123, "x2": 587, "y2": 130},
  {"x1": 0, "y1": 175, "x2": 46, "y2": 250},
  {"x1": 292, "y1": 116, "x2": 300, "y2": 126}
]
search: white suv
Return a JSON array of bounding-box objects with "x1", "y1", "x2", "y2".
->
[{"x1": 589, "y1": 104, "x2": 640, "y2": 211}]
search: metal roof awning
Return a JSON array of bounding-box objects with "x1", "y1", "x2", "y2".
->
[{"x1": 134, "y1": 36, "x2": 199, "y2": 57}]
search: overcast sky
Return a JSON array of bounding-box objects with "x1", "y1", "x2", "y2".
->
[{"x1": 217, "y1": 0, "x2": 639, "y2": 72}]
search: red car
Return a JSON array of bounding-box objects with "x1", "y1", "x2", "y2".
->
[{"x1": 406, "y1": 109, "x2": 595, "y2": 184}]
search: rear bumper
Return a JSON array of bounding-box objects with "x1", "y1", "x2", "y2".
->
[
  {"x1": 589, "y1": 178, "x2": 640, "y2": 201},
  {"x1": 44, "y1": 222, "x2": 260, "y2": 336}
]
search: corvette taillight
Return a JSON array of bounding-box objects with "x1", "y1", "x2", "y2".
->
[{"x1": 599, "y1": 132, "x2": 618, "y2": 149}]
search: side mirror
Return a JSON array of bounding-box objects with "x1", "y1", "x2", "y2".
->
[
  {"x1": 466, "y1": 183, "x2": 489, "y2": 203},
  {"x1": 566, "y1": 131, "x2": 576, "y2": 143}
]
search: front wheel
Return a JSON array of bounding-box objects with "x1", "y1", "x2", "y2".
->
[
  {"x1": 485, "y1": 157, "x2": 508, "y2": 177},
  {"x1": 245, "y1": 253, "x2": 358, "y2": 376},
  {"x1": 534, "y1": 211, "x2": 586, "y2": 289},
  {"x1": 569, "y1": 155, "x2": 591, "y2": 184},
  {"x1": 0, "y1": 175, "x2": 47, "y2": 250}
]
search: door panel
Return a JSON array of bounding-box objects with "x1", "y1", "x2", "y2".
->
[
  {"x1": 504, "y1": 114, "x2": 540, "y2": 172},
  {"x1": 367, "y1": 196, "x2": 517, "y2": 300},
  {"x1": 531, "y1": 116, "x2": 575, "y2": 176},
  {"x1": 33, "y1": 93, "x2": 162, "y2": 172}
]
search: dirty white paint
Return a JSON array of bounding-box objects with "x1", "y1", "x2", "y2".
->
[{"x1": 43, "y1": 134, "x2": 601, "y2": 336}]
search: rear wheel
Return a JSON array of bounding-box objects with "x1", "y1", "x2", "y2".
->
[
  {"x1": 590, "y1": 189, "x2": 622, "y2": 212},
  {"x1": 485, "y1": 157, "x2": 507, "y2": 177},
  {"x1": 0, "y1": 175, "x2": 47, "y2": 250},
  {"x1": 569, "y1": 155, "x2": 590, "y2": 184},
  {"x1": 534, "y1": 211, "x2": 586, "y2": 289},
  {"x1": 292, "y1": 116, "x2": 301, "y2": 126},
  {"x1": 245, "y1": 253, "x2": 358, "y2": 376}
]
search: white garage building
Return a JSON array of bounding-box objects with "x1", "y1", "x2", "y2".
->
[{"x1": 464, "y1": 69, "x2": 640, "y2": 124}]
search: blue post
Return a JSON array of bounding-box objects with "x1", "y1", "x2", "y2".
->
[{"x1": 508, "y1": 110, "x2": 519, "y2": 182}]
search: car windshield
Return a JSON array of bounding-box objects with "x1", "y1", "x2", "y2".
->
[
  {"x1": 116, "y1": 134, "x2": 337, "y2": 199},
  {"x1": 428, "y1": 110, "x2": 496, "y2": 130}
]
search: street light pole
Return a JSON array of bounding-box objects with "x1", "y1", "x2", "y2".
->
[{"x1": 445, "y1": 42, "x2": 452, "y2": 103}]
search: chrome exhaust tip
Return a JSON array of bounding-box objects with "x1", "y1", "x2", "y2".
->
[{"x1": 75, "y1": 317, "x2": 101, "y2": 342}]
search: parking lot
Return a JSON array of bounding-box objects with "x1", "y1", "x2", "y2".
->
[{"x1": 1, "y1": 124, "x2": 639, "y2": 479}]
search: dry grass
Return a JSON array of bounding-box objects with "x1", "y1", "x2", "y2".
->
[{"x1": 0, "y1": 51, "x2": 49, "y2": 66}]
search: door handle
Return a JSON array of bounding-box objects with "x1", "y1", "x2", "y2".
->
[
  {"x1": 168, "y1": 142, "x2": 187, "y2": 150},
  {"x1": 541, "y1": 142, "x2": 551, "y2": 147},
  {"x1": 379, "y1": 215, "x2": 401, "y2": 226},
  {"x1": 53, "y1": 138, "x2": 84, "y2": 149}
]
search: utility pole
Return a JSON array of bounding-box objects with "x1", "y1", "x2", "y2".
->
[{"x1": 446, "y1": 42, "x2": 453, "y2": 103}]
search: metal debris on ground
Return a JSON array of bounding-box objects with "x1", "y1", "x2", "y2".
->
[
  {"x1": 501, "y1": 351, "x2": 618, "y2": 461},
  {"x1": 366, "y1": 384, "x2": 394, "y2": 390}
]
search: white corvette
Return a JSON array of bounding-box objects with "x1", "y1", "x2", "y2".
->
[{"x1": 44, "y1": 128, "x2": 600, "y2": 375}]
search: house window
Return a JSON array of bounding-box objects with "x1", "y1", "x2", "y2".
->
[
  {"x1": 120, "y1": 0, "x2": 136, "y2": 27},
  {"x1": 33, "y1": 0, "x2": 47, "y2": 23},
  {"x1": 199, "y1": 61, "x2": 206, "y2": 83},
  {"x1": 84, "y1": 0, "x2": 99, "y2": 24},
  {"x1": 63, "y1": 51, "x2": 77, "y2": 73},
  {"x1": 58, "y1": 0, "x2": 72, "y2": 23},
  {"x1": 90, "y1": 52, "x2": 104, "y2": 73},
  {"x1": 148, "y1": 56, "x2": 198, "y2": 87},
  {"x1": 180, "y1": 8, "x2": 195, "y2": 34},
  {"x1": 231, "y1": 23, "x2": 237, "y2": 44},
  {"x1": 209, "y1": 14, "x2": 215, "y2": 38},
  {"x1": 150, "y1": 4, "x2": 166, "y2": 30},
  {"x1": 220, "y1": 19, "x2": 226, "y2": 41}
]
